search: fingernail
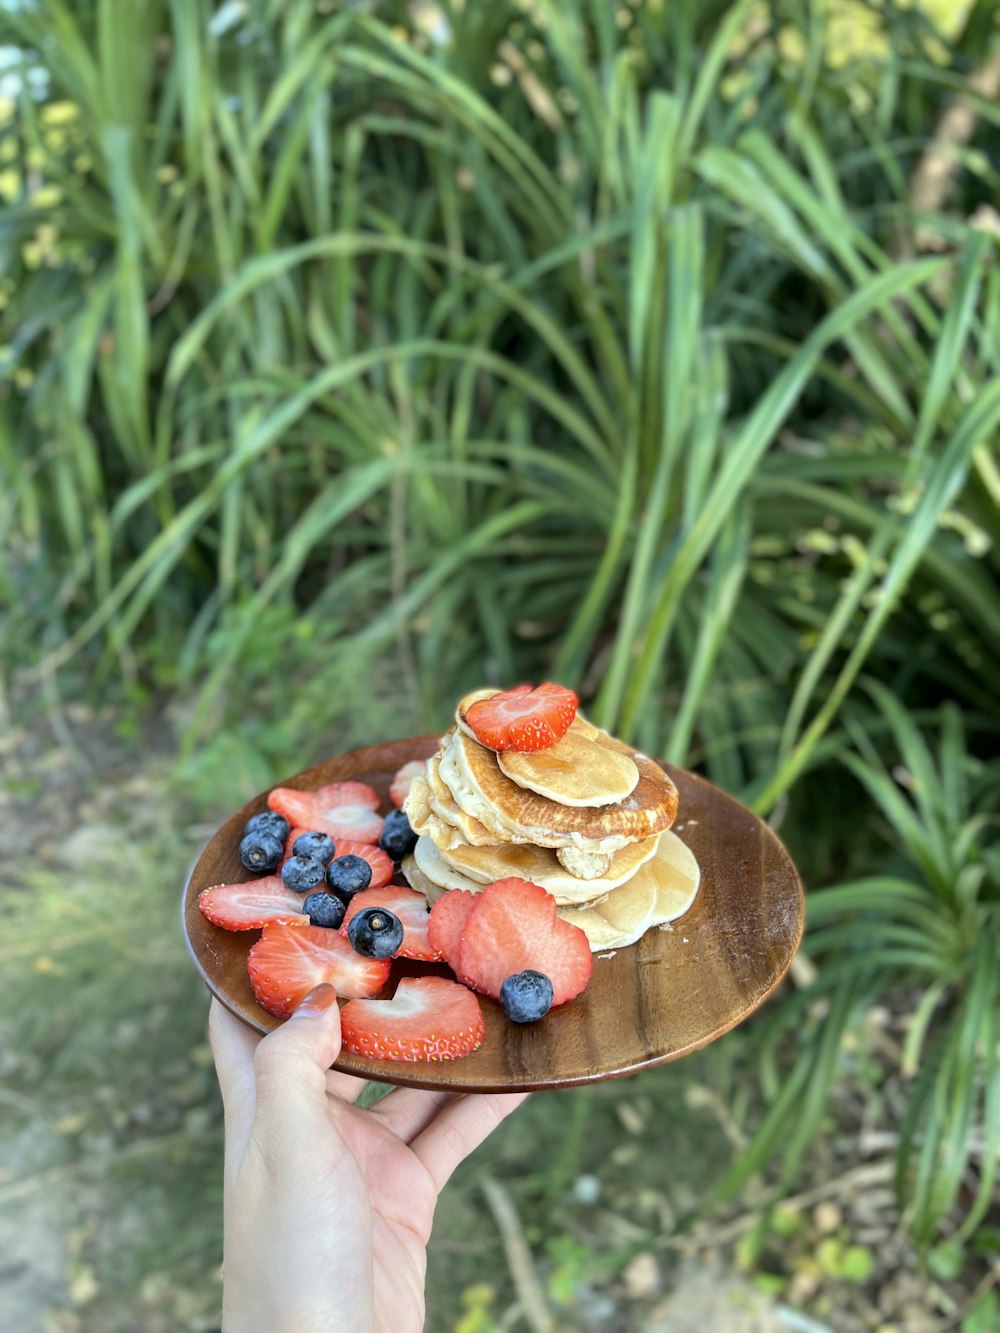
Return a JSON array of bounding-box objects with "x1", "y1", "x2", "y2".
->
[{"x1": 293, "y1": 984, "x2": 339, "y2": 1017}]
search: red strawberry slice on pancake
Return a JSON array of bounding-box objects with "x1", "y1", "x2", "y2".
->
[{"x1": 465, "y1": 683, "x2": 578, "y2": 752}]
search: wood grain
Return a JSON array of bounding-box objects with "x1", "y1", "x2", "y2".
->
[{"x1": 182, "y1": 737, "x2": 804, "y2": 1092}]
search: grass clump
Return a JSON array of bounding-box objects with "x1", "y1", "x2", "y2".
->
[{"x1": 3, "y1": 0, "x2": 997, "y2": 787}]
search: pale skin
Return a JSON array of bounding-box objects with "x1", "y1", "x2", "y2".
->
[{"x1": 209, "y1": 987, "x2": 529, "y2": 1333}]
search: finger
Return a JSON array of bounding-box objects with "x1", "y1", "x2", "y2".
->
[
  {"x1": 251, "y1": 985, "x2": 344, "y2": 1135},
  {"x1": 324, "y1": 1065, "x2": 370, "y2": 1105},
  {"x1": 208, "y1": 998, "x2": 260, "y2": 1147},
  {"x1": 370, "y1": 1086, "x2": 464, "y2": 1143},
  {"x1": 410, "y1": 1091, "x2": 530, "y2": 1193}
]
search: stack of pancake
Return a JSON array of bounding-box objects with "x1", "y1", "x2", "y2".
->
[{"x1": 402, "y1": 689, "x2": 702, "y2": 951}]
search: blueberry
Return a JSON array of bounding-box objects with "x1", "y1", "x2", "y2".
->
[
  {"x1": 280, "y1": 854, "x2": 327, "y2": 894},
  {"x1": 378, "y1": 809, "x2": 417, "y2": 862},
  {"x1": 326, "y1": 854, "x2": 372, "y2": 900},
  {"x1": 293, "y1": 830, "x2": 335, "y2": 864},
  {"x1": 238, "y1": 830, "x2": 283, "y2": 874},
  {"x1": 347, "y1": 906, "x2": 404, "y2": 959},
  {"x1": 499, "y1": 970, "x2": 554, "y2": 1023},
  {"x1": 302, "y1": 891, "x2": 347, "y2": 929},
  {"x1": 245, "y1": 810, "x2": 290, "y2": 841}
]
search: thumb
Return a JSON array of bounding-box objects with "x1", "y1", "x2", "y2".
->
[{"x1": 251, "y1": 985, "x2": 343, "y2": 1132}]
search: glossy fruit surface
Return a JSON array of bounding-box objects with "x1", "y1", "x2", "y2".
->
[
  {"x1": 499, "y1": 969, "x2": 554, "y2": 1023},
  {"x1": 465, "y1": 682, "x2": 578, "y2": 752},
  {"x1": 198, "y1": 876, "x2": 306, "y2": 930},
  {"x1": 457, "y1": 877, "x2": 592, "y2": 1005},
  {"x1": 347, "y1": 906, "x2": 405, "y2": 959},
  {"x1": 340, "y1": 976, "x2": 485, "y2": 1062},
  {"x1": 247, "y1": 922, "x2": 389, "y2": 1019}
]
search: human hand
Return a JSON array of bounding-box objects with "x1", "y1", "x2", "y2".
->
[{"x1": 209, "y1": 990, "x2": 528, "y2": 1333}]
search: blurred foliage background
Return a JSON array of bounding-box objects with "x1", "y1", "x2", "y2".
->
[{"x1": 1, "y1": 0, "x2": 999, "y2": 1329}]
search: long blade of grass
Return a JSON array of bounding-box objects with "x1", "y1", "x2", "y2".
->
[
  {"x1": 611, "y1": 256, "x2": 948, "y2": 736},
  {"x1": 957, "y1": 980, "x2": 999, "y2": 1241},
  {"x1": 666, "y1": 501, "x2": 750, "y2": 764},
  {"x1": 909, "y1": 230, "x2": 989, "y2": 464},
  {"x1": 778, "y1": 231, "x2": 989, "y2": 757},
  {"x1": 858, "y1": 679, "x2": 955, "y2": 872},
  {"x1": 754, "y1": 371, "x2": 1000, "y2": 811},
  {"x1": 342, "y1": 22, "x2": 572, "y2": 239},
  {"x1": 676, "y1": 0, "x2": 758, "y2": 161},
  {"x1": 163, "y1": 233, "x2": 618, "y2": 461},
  {"x1": 599, "y1": 204, "x2": 703, "y2": 720},
  {"x1": 911, "y1": 940, "x2": 993, "y2": 1241}
]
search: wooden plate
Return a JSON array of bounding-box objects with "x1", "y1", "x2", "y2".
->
[{"x1": 182, "y1": 737, "x2": 804, "y2": 1092}]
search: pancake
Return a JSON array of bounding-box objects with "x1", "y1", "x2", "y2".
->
[
  {"x1": 403, "y1": 766, "x2": 460, "y2": 847},
  {"x1": 497, "y1": 727, "x2": 639, "y2": 807},
  {"x1": 401, "y1": 855, "x2": 444, "y2": 903},
  {"x1": 412, "y1": 836, "x2": 485, "y2": 895},
  {"x1": 404, "y1": 830, "x2": 700, "y2": 952},
  {"x1": 415, "y1": 829, "x2": 661, "y2": 904},
  {"x1": 442, "y1": 727, "x2": 678, "y2": 853},
  {"x1": 403, "y1": 848, "x2": 658, "y2": 952},
  {"x1": 647, "y1": 828, "x2": 701, "y2": 925},
  {"x1": 571, "y1": 710, "x2": 601, "y2": 741},
  {"x1": 557, "y1": 830, "x2": 701, "y2": 949},
  {"x1": 429, "y1": 821, "x2": 658, "y2": 895},
  {"x1": 556, "y1": 875, "x2": 656, "y2": 950},
  {"x1": 555, "y1": 846, "x2": 613, "y2": 880},
  {"x1": 403, "y1": 768, "x2": 435, "y2": 833},
  {"x1": 403, "y1": 854, "x2": 642, "y2": 951},
  {"x1": 425, "y1": 754, "x2": 502, "y2": 846},
  {"x1": 438, "y1": 736, "x2": 530, "y2": 845}
]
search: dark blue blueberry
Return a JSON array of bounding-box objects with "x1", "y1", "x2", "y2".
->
[
  {"x1": 293, "y1": 830, "x2": 335, "y2": 864},
  {"x1": 245, "y1": 810, "x2": 290, "y2": 841},
  {"x1": 326, "y1": 854, "x2": 372, "y2": 900},
  {"x1": 280, "y1": 854, "x2": 327, "y2": 894},
  {"x1": 238, "y1": 830, "x2": 283, "y2": 874},
  {"x1": 378, "y1": 808, "x2": 418, "y2": 862},
  {"x1": 499, "y1": 970, "x2": 554, "y2": 1024},
  {"x1": 302, "y1": 891, "x2": 347, "y2": 929},
  {"x1": 347, "y1": 906, "x2": 404, "y2": 959}
]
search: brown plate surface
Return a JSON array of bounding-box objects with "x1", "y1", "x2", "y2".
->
[{"x1": 182, "y1": 737, "x2": 804, "y2": 1092}]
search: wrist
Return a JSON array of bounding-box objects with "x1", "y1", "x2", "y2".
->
[{"x1": 223, "y1": 1294, "x2": 372, "y2": 1333}]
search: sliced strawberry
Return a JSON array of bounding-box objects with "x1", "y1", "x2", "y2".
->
[
  {"x1": 340, "y1": 976, "x2": 485, "y2": 1062},
  {"x1": 390, "y1": 760, "x2": 425, "y2": 808},
  {"x1": 465, "y1": 682, "x2": 578, "y2": 752},
  {"x1": 337, "y1": 840, "x2": 394, "y2": 889},
  {"x1": 427, "y1": 889, "x2": 479, "y2": 974},
  {"x1": 278, "y1": 827, "x2": 393, "y2": 888},
  {"x1": 268, "y1": 781, "x2": 384, "y2": 845},
  {"x1": 341, "y1": 886, "x2": 439, "y2": 961},
  {"x1": 247, "y1": 921, "x2": 389, "y2": 1019},
  {"x1": 198, "y1": 875, "x2": 307, "y2": 931},
  {"x1": 457, "y1": 877, "x2": 592, "y2": 1006},
  {"x1": 280, "y1": 826, "x2": 311, "y2": 865}
]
